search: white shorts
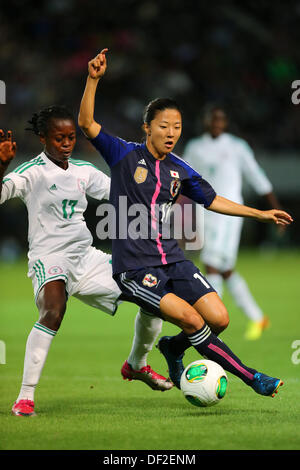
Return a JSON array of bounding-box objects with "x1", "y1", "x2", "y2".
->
[
  {"x1": 197, "y1": 205, "x2": 243, "y2": 272},
  {"x1": 27, "y1": 246, "x2": 122, "y2": 315}
]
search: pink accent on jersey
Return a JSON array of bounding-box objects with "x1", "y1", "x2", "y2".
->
[{"x1": 151, "y1": 160, "x2": 167, "y2": 264}]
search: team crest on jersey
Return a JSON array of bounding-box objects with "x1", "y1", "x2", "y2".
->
[
  {"x1": 134, "y1": 166, "x2": 148, "y2": 184},
  {"x1": 142, "y1": 273, "x2": 158, "y2": 288},
  {"x1": 48, "y1": 266, "x2": 63, "y2": 275},
  {"x1": 170, "y1": 179, "x2": 181, "y2": 198},
  {"x1": 77, "y1": 178, "x2": 87, "y2": 194}
]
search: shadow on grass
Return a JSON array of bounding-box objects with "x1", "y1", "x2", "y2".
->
[{"x1": 29, "y1": 394, "x2": 280, "y2": 420}]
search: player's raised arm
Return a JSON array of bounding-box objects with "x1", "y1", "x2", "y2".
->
[
  {"x1": 0, "y1": 130, "x2": 17, "y2": 168},
  {"x1": 208, "y1": 194, "x2": 293, "y2": 227},
  {"x1": 78, "y1": 48, "x2": 108, "y2": 139},
  {"x1": 0, "y1": 129, "x2": 17, "y2": 196}
]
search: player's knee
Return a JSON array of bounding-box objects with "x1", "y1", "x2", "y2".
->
[
  {"x1": 179, "y1": 310, "x2": 204, "y2": 333},
  {"x1": 218, "y1": 315, "x2": 230, "y2": 333},
  {"x1": 214, "y1": 306, "x2": 230, "y2": 333},
  {"x1": 39, "y1": 303, "x2": 66, "y2": 331}
]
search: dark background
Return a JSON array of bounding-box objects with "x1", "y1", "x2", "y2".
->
[{"x1": 0, "y1": 0, "x2": 299, "y2": 260}]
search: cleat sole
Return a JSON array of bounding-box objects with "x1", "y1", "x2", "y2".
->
[
  {"x1": 121, "y1": 359, "x2": 173, "y2": 392},
  {"x1": 11, "y1": 410, "x2": 36, "y2": 417},
  {"x1": 271, "y1": 380, "x2": 283, "y2": 398},
  {"x1": 122, "y1": 374, "x2": 171, "y2": 391}
]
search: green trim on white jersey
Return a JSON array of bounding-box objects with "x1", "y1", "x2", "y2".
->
[
  {"x1": 69, "y1": 158, "x2": 98, "y2": 169},
  {"x1": 1, "y1": 151, "x2": 110, "y2": 263},
  {"x1": 13, "y1": 156, "x2": 46, "y2": 174}
]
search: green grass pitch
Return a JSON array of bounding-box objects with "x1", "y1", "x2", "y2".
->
[{"x1": 0, "y1": 250, "x2": 300, "y2": 450}]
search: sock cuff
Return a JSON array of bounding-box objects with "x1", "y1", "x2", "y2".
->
[
  {"x1": 33, "y1": 322, "x2": 57, "y2": 337},
  {"x1": 188, "y1": 324, "x2": 211, "y2": 346}
]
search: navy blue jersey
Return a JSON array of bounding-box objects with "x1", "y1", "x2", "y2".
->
[{"x1": 90, "y1": 128, "x2": 216, "y2": 274}]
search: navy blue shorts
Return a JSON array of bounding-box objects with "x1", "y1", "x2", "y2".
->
[{"x1": 114, "y1": 260, "x2": 215, "y2": 318}]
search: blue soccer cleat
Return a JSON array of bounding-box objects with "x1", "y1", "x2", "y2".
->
[
  {"x1": 156, "y1": 336, "x2": 185, "y2": 389},
  {"x1": 251, "y1": 372, "x2": 283, "y2": 397}
]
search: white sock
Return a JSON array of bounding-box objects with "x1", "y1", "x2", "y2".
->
[
  {"x1": 206, "y1": 273, "x2": 224, "y2": 298},
  {"x1": 225, "y1": 272, "x2": 263, "y2": 322},
  {"x1": 127, "y1": 309, "x2": 163, "y2": 370},
  {"x1": 16, "y1": 322, "x2": 56, "y2": 402}
]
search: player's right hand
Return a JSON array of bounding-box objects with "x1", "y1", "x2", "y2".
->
[
  {"x1": 0, "y1": 130, "x2": 17, "y2": 166},
  {"x1": 88, "y1": 49, "x2": 108, "y2": 79},
  {"x1": 257, "y1": 209, "x2": 293, "y2": 226}
]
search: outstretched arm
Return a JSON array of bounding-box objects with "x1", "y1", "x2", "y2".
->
[
  {"x1": 0, "y1": 129, "x2": 17, "y2": 199},
  {"x1": 208, "y1": 195, "x2": 293, "y2": 226},
  {"x1": 78, "y1": 48, "x2": 108, "y2": 139}
]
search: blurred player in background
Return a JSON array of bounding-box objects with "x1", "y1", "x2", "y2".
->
[
  {"x1": 78, "y1": 48, "x2": 292, "y2": 397},
  {"x1": 0, "y1": 118, "x2": 172, "y2": 417},
  {"x1": 183, "y1": 106, "x2": 283, "y2": 340}
]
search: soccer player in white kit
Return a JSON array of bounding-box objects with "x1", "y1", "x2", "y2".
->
[
  {"x1": 0, "y1": 113, "x2": 172, "y2": 417},
  {"x1": 183, "y1": 107, "x2": 282, "y2": 340}
]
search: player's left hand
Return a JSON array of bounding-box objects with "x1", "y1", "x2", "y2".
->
[
  {"x1": 0, "y1": 130, "x2": 17, "y2": 166},
  {"x1": 257, "y1": 209, "x2": 293, "y2": 226}
]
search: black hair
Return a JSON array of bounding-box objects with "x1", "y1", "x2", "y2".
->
[
  {"x1": 26, "y1": 105, "x2": 75, "y2": 136},
  {"x1": 143, "y1": 98, "x2": 182, "y2": 125}
]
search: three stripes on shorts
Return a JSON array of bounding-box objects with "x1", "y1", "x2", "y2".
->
[
  {"x1": 32, "y1": 260, "x2": 46, "y2": 289},
  {"x1": 120, "y1": 273, "x2": 161, "y2": 309}
]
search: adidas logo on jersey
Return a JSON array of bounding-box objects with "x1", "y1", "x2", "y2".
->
[
  {"x1": 49, "y1": 184, "x2": 57, "y2": 190},
  {"x1": 137, "y1": 159, "x2": 147, "y2": 166}
]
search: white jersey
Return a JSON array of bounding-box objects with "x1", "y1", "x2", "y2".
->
[
  {"x1": 0, "y1": 152, "x2": 110, "y2": 262},
  {"x1": 183, "y1": 132, "x2": 272, "y2": 204}
]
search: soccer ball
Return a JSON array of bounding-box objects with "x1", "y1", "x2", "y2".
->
[{"x1": 180, "y1": 359, "x2": 228, "y2": 407}]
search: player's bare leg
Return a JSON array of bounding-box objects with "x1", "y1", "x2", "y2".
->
[
  {"x1": 12, "y1": 281, "x2": 66, "y2": 417},
  {"x1": 193, "y1": 292, "x2": 229, "y2": 334}
]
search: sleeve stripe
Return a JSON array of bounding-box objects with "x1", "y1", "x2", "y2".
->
[
  {"x1": 13, "y1": 157, "x2": 45, "y2": 174},
  {"x1": 69, "y1": 159, "x2": 98, "y2": 169}
]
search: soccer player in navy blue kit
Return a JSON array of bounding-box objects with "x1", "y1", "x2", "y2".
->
[{"x1": 78, "y1": 49, "x2": 293, "y2": 397}]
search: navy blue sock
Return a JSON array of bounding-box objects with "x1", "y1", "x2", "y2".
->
[
  {"x1": 167, "y1": 325, "x2": 221, "y2": 357},
  {"x1": 188, "y1": 324, "x2": 257, "y2": 385},
  {"x1": 168, "y1": 331, "x2": 190, "y2": 356}
]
